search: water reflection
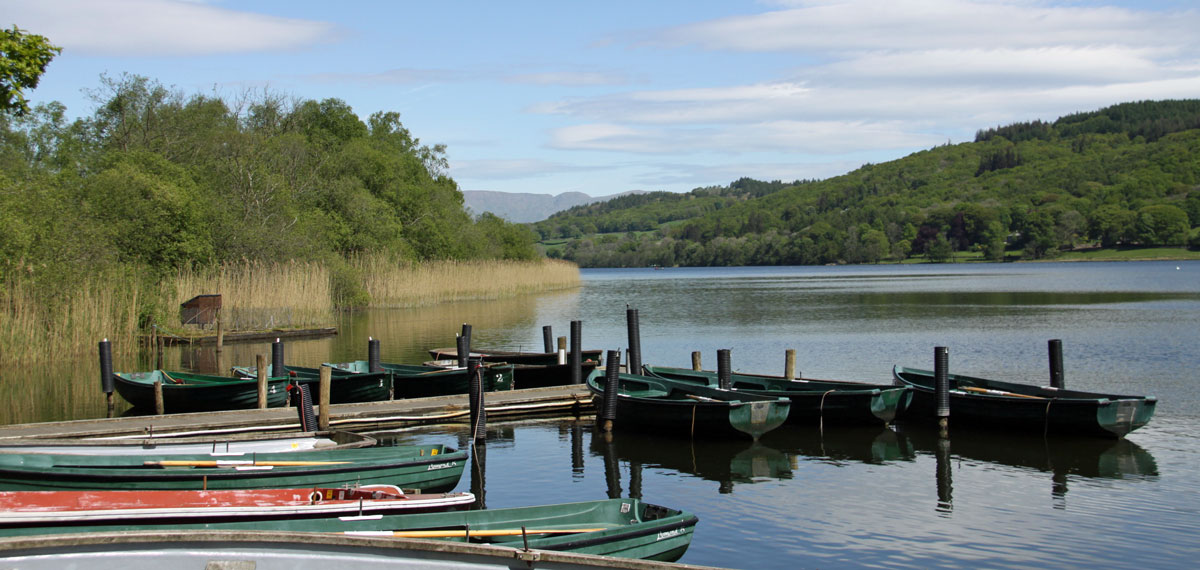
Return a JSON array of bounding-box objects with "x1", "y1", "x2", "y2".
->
[
  {"x1": 589, "y1": 427, "x2": 793, "y2": 494},
  {"x1": 759, "y1": 424, "x2": 917, "y2": 466}
]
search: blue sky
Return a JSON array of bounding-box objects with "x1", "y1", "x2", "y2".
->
[{"x1": 7, "y1": 0, "x2": 1200, "y2": 196}]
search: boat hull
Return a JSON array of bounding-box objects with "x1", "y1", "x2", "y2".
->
[
  {"x1": 232, "y1": 364, "x2": 392, "y2": 403},
  {"x1": 329, "y1": 361, "x2": 514, "y2": 399},
  {"x1": 643, "y1": 365, "x2": 911, "y2": 425},
  {"x1": 0, "y1": 444, "x2": 467, "y2": 492},
  {"x1": 893, "y1": 366, "x2": 1156, "y2": 438},
  {"x1": 0, "y1": 498, "x2": 698, "y2": 563},
  {"x1": 113, "y1": 370, "x2": 290, "y2": 412},
  {"x1": 427, "y1": 347, "x2": 604, "y2": 367},
  {"x1": 587, "y1": 369, "x2": 791, "y2": 440}
]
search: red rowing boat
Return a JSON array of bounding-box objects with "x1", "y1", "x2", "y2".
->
[{"x1": 0, "y1": 485, "x2": 474, "y2": 525}]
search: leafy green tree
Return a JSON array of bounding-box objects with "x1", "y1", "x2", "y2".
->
[
  {"x1": 0, "y1": 26, "x2": 61, "y2": 116},
  {"x1": 1135, "y1": 204, "x2": 1190, "y2": 245}
]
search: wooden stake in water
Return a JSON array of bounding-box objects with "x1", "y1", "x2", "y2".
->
[
  {"x1": 785, "y1": 349, "x2": 796, "y2": 380},
  {"x1": 318, "y1": 365, "x2": 332, "y2": 430},
  {"x1": 256, "y1": 354, "x2": 268, "y2": 410}
]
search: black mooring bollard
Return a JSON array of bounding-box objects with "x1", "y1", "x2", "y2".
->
[
  {"x1": 542, "y1": 325, "x2": 554, "y2": 354},
  {"x1": 1048, "y1": 339, "x2": 1065, "y2": 389},
  {"x1": 570, "y1": 320, "x2": 583, "y2": 385},
  {"x1": 717, "y1": 349, "x2": 732, "y2": 390},
  {"x1": 456, "y1": 335, "x2": 469, "y2": 368},
  {"x1": 626, "y1": 307, "x2": 642, "y2": 375},
  {"x1": 98, "y1": 339, "x2": 114, "y2": 418},
  {"x1": 290, "y1": 384, "x2": 316, "y2": 432},
  {"x1": 460, "y1": 323, "x2": 473, "y2": 355},
  {"x1": 934, "y1": 346, "x2": 950, "y2": 431},
  {"x1": 271, "y1": 338, "x2": 284, "y2": 377},
  {"x1": 935, "y1": 436, "x2": 953, "y2": 513},
  {"x1": 602, "y1": 350, "x2": 621, "y2": 431},
  {"x1": 468, "y1": 358, "x2": 486, "y2": 442},
  {"x1": 368, "y1": 337, "x2": 381, "y2": 373}
]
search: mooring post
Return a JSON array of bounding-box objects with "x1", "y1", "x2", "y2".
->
[
  {"x1": 318, "y1": 365, "x2": 331, "y2": 430},
  {"x1": 934, "y1": 346, "x2": 950, "y2": 436},
  {"x1": 461, "y1": 323, "x2": 473, "y2": 357},
  {"x1": 601, "y1": 350, "x2": 621, "y2": 432},
  {"x1": 153, "y1": 379, "x2": 164, "y2": 415},
  {"x1": 256, "y1": 353, "x2": 268, "y2": 409},
  {"x1": 98, "y1": 339, "x2": 114, "y2": 418},
  {"x1": 155, "y1": 333, "x2": 164, "y2": 370},
  {"x1": 456, "y1": 335, "x2": 469, "y2": 368},
  {"x1": 557, "y1": 336, "x2": 567, "y2": 365},
  {"x1": 215, "y1": 312, "x2": 224, "y2": 353},
  {"x1": 468, "y1": 358, "x2": 487, "y2": 442},
  {"x1": 691, "y1": 351, "x2": 702, "y2": 371},
  {"x1": 625, "y1": 307, "x2": 642, "y2": 376},
  {"x1": 542, "y1": 325, "x2": 554, "y2": 354},
  {"x1": 368, "y1": 337, "x2": 381, "y2": 373},
  {"x1": 717, "y1": 349, "x2": 732, "y2": 390},
  {"x1": 935, "y1": 435, "x2": 953, "y2": 512},
  {"x1": 1048, "y1": 339, "x2": 1065, "y2": 389},
  {"x1": 785, "y1": 349, "x2": 797, "y2": 380},
  {"x1": 470, "y1": 439, "x2": 487, "y2": 510},
  {"x1": 570, "y1": 320, "x2": 583, "y2": 385},
  {"x1": 271, "y1": 338, "x2": 284, "y2": 377}
]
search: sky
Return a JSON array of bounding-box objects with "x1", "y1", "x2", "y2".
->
[{"x1": 7, "y1": 0, "x2": 1200, "y2": 196}]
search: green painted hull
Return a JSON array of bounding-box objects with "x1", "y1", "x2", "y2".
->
[
  {"x1": 587, "y1": 369, "x2": 791, "y2": 440},
  {"x1": 329, "y1": 361, "x2": 514, "y2": 398},
  {"x1": 427, "y1": 347, "x2": 604, "y2": 366},
  {"x1": 232, "y1": 364, "x2": 392, "y2": 403},
  {"x1": 113, "y1": 370, "x2": 290, "y2": 412},
  {"x1": 0, "y1": 444, "x2": 466, "y2": 492},
  {"x1": 0, "y1": 498, "x2": 698, "y2": 562},
  {"x1": 893, "y1": 366, "x2": 1157, "y2": 438},
  {"x1": 643, "y1": 365, "x2": 911, "y2": 425}
]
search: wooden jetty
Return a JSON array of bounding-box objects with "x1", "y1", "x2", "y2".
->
[{"x1": 0, "y1": 385, "x2": 593, "y2": 440}]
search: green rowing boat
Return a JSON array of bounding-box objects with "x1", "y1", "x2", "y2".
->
[
  {"x1": 586, "y1": 369, "x2": 791, "y2": 440},
  {"x1": 328, "y1": 360, "x2": 514, "y2": 399},
  {"x1": 0, "y1": 498, "x2": 698, "y2": 562},
  {"x1": 893, "y1": 365, "x2": 1157, "y2": 438},
  {"x1": 0, "y1": 444, "x2": 466, "y2": 492},
  {"x1": 642, "y1": 364, "x2": 911, "y2": 425},
  {"x1": 112, "y1": 370, "x2": 290, "y2": 412},
  {"x1": 231, "y1": 364, "x2": 392, "y2": 403}
]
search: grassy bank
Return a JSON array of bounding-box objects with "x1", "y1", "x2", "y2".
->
[{"x1": 1, "y1": 258, "x2": 581, "y2": 365}]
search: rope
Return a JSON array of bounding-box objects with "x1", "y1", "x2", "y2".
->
[
  {"x1": 819, "y1": 390, "x2": 835, "y2": 434},
  {"x1": 691, "y1": 405, "x2": 697, "y2": 438},
  {"x1": 1043, "y1": 398, "x2": 1054, "y2": 438}
]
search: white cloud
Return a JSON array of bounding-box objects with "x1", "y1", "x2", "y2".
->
[
  {"x1": 5, "y1": 0, "x2": 339, "y2": 56},
  {"x1": 505, "y1": 71, "x2": 630, "y2": 87}
]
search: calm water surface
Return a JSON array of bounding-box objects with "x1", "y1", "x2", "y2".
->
[{"x1": 5, "y1": 261, "x2": 1199, "y2": 568}]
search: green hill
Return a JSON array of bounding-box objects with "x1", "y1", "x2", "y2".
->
[{"x1": 535, "y1": 100, "x2": 1200, "y2": 267}]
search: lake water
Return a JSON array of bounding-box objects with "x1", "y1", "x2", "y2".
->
[{"x1": 4, "y1": 261, "x2": 1199, "y2": 568}]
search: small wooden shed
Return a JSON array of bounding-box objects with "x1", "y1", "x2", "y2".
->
[{"x1": 180, "y1": 294, "x2": 222, "y2": 326}]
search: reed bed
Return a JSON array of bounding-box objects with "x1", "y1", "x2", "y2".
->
[
  {"x1": 169, "y1": 260, "x2": 335, "y2": 330},
  {"x1": 355, "y1": 257, "x2": 581, "y2": 308},
  {"x1": 1, "y1": 272, "x2": 142, "y2": 365}
]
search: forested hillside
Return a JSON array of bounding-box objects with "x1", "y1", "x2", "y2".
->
[
  {"x1": 1, "y1": 74, "x2": 539, "y2": 299},
  {"x1": 535, "y1": 100, "x2": 1200, "y2": 267}
]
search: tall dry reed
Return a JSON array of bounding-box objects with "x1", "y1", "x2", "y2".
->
[
  {"x1": 169, "y1": 260, "x2": 335, "y2": 330},
  {"x1": 354, "y1": 257, "x2": 581, "y2": 308},
  {"x1": 1, "y1": 273, "x2": 142, "y2": 365}
]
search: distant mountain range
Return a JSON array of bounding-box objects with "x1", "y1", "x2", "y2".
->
[{"x1": 463, "y1": 190, "x2": 645, "y2": 223}]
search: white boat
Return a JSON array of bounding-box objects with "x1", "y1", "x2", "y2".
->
[{"x1": 0, "y1": 430, "x2": 376, "y2": 456}]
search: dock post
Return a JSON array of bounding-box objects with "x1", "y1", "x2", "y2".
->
[
  {"x1": 256, "y1": 353, "x2": 268, "y2": 409},
  {"x1": 98, "y1": 339, "x2": 114, "y2": 418},
  {"x1": 461, "y1": 323, "x2": 473, "y2": 357},
  {"x1": 153, "y1": 379, "x2": 164, "y2": 415},
  {"x1": 934, "y1": 346, "x2": 950, "y2": 436},
  {"x1": 271, "y1": 338, "x2": 284, "y2": 377},
  {"x1": 468, "y1": 358, "x2": 487, "y2": 442},
  {"x1": 318, "y1": 365, "x2": 331, "y2": 430},
  {"x1": 601, "y1": 350, "x2": 621, "y2": 432},
  {"x1": 368, "y1": 337, "x2": 381, "y2": 373},
  {"x1": 557, "y1": 336, "x2": 567, "y2": 365},
  {"x1": 215, "y1": 312, "x2": 224, "y2": 353},
  {"x1": 456, "y1": 335, "x2": 469, "y2": 368},
  {"x1": 570, "y1": 320, "x2": 583, "y2": 385},
  {"x1": 543, "y1": 325, "x2": 554, "y2": 354},
  {"x1": 155, "y1": 332, "x2": 164, "y2": 370},
  {"x1": 691, "y1": 351, "x2": 702, "y2": 371},
  {"x1": 717, "y1": 349, "x2": 732, "y2": 390},
  {"x1": 625, "y1": 307, "x2": 642, "y2": 375},
  {"x1": 785, "y1": 349, "x2": 796, "y2": 380},
  {"x1": 1048, "y1": 339, "x2": 1065, "y2": 389},
  {"x1": 290, "y1": 384, "x2": 316, "y2": 432}
]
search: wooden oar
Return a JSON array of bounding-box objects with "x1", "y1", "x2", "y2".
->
[
  {"x1": 958, "y1": 386, "x2": 1043, "y2": 399},
  {"x1": 145, "y1": 460, "x2": 350, "y2": 467},
  {"x1": 345, "y1": 527, "x2": 607, "y2": 538}
]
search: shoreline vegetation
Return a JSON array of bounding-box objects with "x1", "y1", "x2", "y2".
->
[{"x1": 2, "y1": 258, "x2": 580, "y2": 365}]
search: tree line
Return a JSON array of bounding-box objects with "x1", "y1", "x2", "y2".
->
[{"x1": 537, "y1": 100, "x2": 1200, "y2": 267}]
